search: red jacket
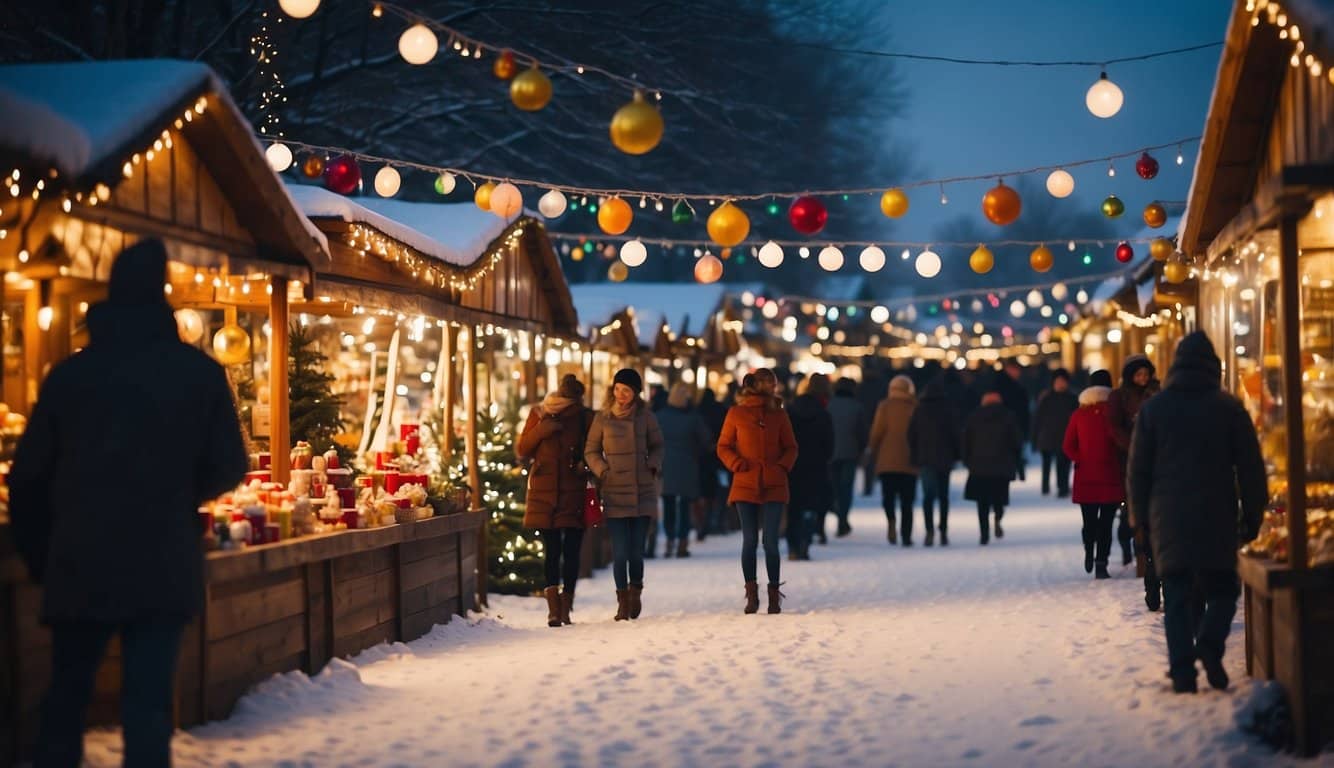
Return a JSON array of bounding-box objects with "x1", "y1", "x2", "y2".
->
[{"x1": 1063, "y1": 386, "x2": 1125, "y2": 505}]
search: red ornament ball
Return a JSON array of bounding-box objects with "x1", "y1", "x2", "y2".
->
[
  {"x1": 1135, "y1": 152, "x2": 1159, "y2": 180},
  {"x1": 787, "y1": 196, "x2": 828, "y2": 235},
  {"x1": 323, "y1": 154, "x2": 361, "y2": 195},
  {"x1": 1115, "y1": 241, "x2": 1134, "y2": 263}
]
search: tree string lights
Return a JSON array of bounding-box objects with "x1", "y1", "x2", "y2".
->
[{"x1": 251, "y1": 10, "x2": 287, "y2": 137}]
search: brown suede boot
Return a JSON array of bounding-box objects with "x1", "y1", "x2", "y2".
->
[
  {"x1": 559, "y1": 586, "x2": 574, "y2": 625},
  {"x1": 767, "y1": 583, "x2": 785, "y2": 614},
  {"x1": 744, "y1": 581, "x2": 760, "y2": 614},
  {"x1": 676, "y1": 539, "x2": 690, "y2": 558},
  {"x1": 614, "y1": 589, "x2": 630, "y2": 621},
  {"x1": 629, "y1": 583, "x2": 644, "y2": 619},
  {"x1": 543, "y1": 586, "x2": 561, "y2": 627}
]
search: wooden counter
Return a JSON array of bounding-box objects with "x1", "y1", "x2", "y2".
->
[{"x1": 1, "y1": 511, "x2": 483, "y2": 763}]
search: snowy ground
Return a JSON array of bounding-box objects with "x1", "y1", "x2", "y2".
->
[{"x1": 84, "y1": 471, "x2": 1314, "y2": 767}]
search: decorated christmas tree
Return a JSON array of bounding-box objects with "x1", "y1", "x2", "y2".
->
[{"x1": 288, "y1": 323, "x2": 351, "y2": 463}]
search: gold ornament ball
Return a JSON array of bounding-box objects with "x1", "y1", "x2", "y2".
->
[
  {"x1": 301, "y1": 155, "x2": 325, "y2": 179},
  {"x1": 969, "y1": 245, "x2": 995, "y2": 274},
  {"x1": 982, "y1": 181, "x2": 1022, "y2": 226},
  {"x1": 610, "y1": 92, "x2": 665, "y2": 155},
  {"x1": 1164, "y1": 259, "x2": 1189, "y2": 284},
  {"x1": 598, "y1": 196, "x2": 634, "y2": 235},
  {"x1": 1101, "y1": 194, "x2": 1125, "y2": 218},
  {"x1": 880, "y1": 188, "x2": 909, "y2": 218},
  {"x1": 1143, "y1": 201, "x2": 1167, "y2": 228},
  {"x1": 1150, "y1": 237, "x2": 1174, "y2": 262},
  {"x1": 510, "y1": 66, "x2": 553, "y2": 112},
  {"x1": 707, "y1": 201, "x2": 750, "y2": 247},
  {"x1": 1030, "y1": 244, "x2": 1054, "y2": 273},
  {"x1": 212, "y1": 324, "x2": 251, "y2": 365},
  {"x1": 474, "y1": 181, "x2": 496, "y2": 211},
  {"x1": 608, "y1": 261, "x2": 630, "y2": 282}
]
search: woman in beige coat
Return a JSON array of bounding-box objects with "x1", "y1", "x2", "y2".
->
[
  {"x1": 584, "y1": 368, "x2": 664, "y2": 621},
  {"x1": 867, "y1": 375, "x2": 919, "y2": 545}
]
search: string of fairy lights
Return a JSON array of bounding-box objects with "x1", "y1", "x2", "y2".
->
[{"x1": 251, "y1": 10, "x2": 287, "y2": 137}]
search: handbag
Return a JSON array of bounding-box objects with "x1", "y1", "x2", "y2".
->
[{"x1": 583, "y1": 483, "x2": 604, "y2": 528}]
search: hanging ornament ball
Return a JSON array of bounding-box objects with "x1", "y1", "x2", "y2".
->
[
  {"x1": 1045, "y1": 169, "x2": 1075, "y2": 199},
  {"x1": 511, "y1": 66, "x2": 553, "y2": 112},
  {"x1": 1115, "y1": 241, "x2": 1134, "y2": 263},
  {"x1": 538, "y1": 188, "x2": 567, "y2": 219},
  {"x1": 969, "y1": 245, "x2": 995, "y2": 274},
  {"x1": 670, "y1": 199, "x2": 694, "y2": 224},
  {"x1": 434, "y1": 172, "x2": 456, "y2": 195},
  {"x1": 174, "y1": 309, "x2": 204, "y2": 344},
  {"x1": 817, "y1": 246, "x2": 844, "y2": 272},
  {"x1": 1101, "y1": 194, "x2": 1125, "y2": 218},
  {"x1": 982, "y1": 181, "x2": 1022, "y2": 226},
  {"x1": 1164, "y1": 257, "x2": 1189, "y2": 284},
  {"x1": 1136, "y1": 152, "x2": 1160, "y2": 180},
  {"x1": 278, "y1": 0, "x2": 320, "y2": 18},
  {"x1": 212, "y1": 324, "x2": 251, "y2": 365},
  {"x1": 1030, "y1": 244, "x2": 1054, "y2": 273},
  {"x1": 597, "y1": 196, "x2": 634, "y2": 235},
  {"x1": 915, "y1": 249, "x2": 942, "y2": 278},
  {"x1": 620, "y1": 240, "x2": 648, "y2": 268},
  {"x1": 398, "y1": 23, "x2": 439, "y2": 65},
  {"x1": 266, "y1": 142, "x2": 293, "y2": 172},
  {"x1": 609, "y1": 91, "x2": 665, "y2": 155},
  {"x1": 608, "y1": 261, "x2": 630, "y2": 282},
  {"x1": 373, "y1": 166, "x2": 401, "y2": 197},
  {"x1": 879, "y1": 188, "x2": 910, "y2": 218},
  {"x1": 707, "y1": 201, "x2": 750, "y2": 247},
  {"x1": 1085, "y1": 71, "x2": 1124, "y2": 118},
  {"x1": 1150, "y1": 237, "x2": 1175, "y2": 262},
  {"x1": 301, "y1": 154, "x2": 325, "y2": 179},
  {"x1": 859, "y1": 245, "x2": 886, "y2": 273},
  {"x1": 323, "y1": 154, "x2": 361, "y2": 195},
  {"x1": 695, "y1": 252, "x2": 724, "y2": 284},
  {"x1": 489, "y1": 182, "x2": 522, "y2": 218},
  {"x1": 758, "y1": 240, "x2": 784, "y2": 269},
  {"x1": 474, "y1": 181, "x2": 496, "y2": 211},
  {"x1": 493, "y1": 49, "x2": 518, "y2": 80},
  {"x1": 788, "y1": 196, "x2": 829, "y2": 235},
  {"x1": 1143, "y1": 201, "x2": 1167, "y2": 228}
]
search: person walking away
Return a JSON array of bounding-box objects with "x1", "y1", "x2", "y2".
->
[
  {"x1": 655, "y1": 382, "x2": 711, "y2": 558},
  {"x1": 856, "y1": 369, "x2": 887, "y2": 496},
  {"x1": 1032, "y1": 368, "x2": 1079, "y2": 497},
  {"x1": 517, "y1": 374, "x2": 593, "y2": 626},
  {"x1": 867, "y1": 375, "x2": 919, "y2": 545},
  {"x1": 717, "y1": 369, "x2": 798, "y2": 614},
  {"x1": 907, "y1": 376, "x2": 961, "y2": 546},
  {"x1": 995, "y1": 362, "x2": 1032, "y2": 481},
  {"x1": 585, "y1": 369, "x2": 664, "y2": 621},
  {"x1": 7, "y1": 239, "x2": 249, "y2": 767},
  {"x1": 1128, "y1": 332, "x2": 1265, "y2": 693},
  {"x1": 1110, "y1": 354, "x2": 1162, "y2": 604},
  {"x1": 1062, "y1": 370, "x2": 1123, "y2": 579},
  {"x1": 787, "y1": 373, "x2": 834, "y2": 559},
  {"x1": 696, "y1": 389, "x2": 727, "y2": 536},
  {"x1": 827, "y1": 377, "x2": 870, "y2": 538},
  {"x1": 962, "y1": 391, "x2": 1023, "y2": 544}
]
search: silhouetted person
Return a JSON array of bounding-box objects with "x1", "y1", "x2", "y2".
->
[
  {"x1": 994, "y1": 362, "x2": 1031, "y2": 481},
  {"x1": 787, "y1": 373, "x2": 834, "y2": 559},
  {"x1": 1032, "y1": 368, "x2": 1078, "y2": 497},
  {"x1": 9, "y1": 239, "x2": 248, "y2": 766},
  {"x1": 827, "y1": 377, "x2": 869, "y2": 538}
]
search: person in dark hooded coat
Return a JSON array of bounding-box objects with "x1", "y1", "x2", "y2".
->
[
  {"x1": 1128, "y1": 332, "x2": 1265, "y2": 693},
  {"x1": 1032, "y1": 368, "x2": 1079, "y2": 497},
  {"x1": 907, "y1": 376, "x2": 961, "y2": 546},
  {"x1": 787, "y1": 373, "x2": 834, "y2": 560},
  {"x1": 1110, "y1": 353, "x2": 1162, "y2": 601},
  {"x1": 8, "y1": 239, "x2": 249, "y2": 766},
  {"x1": 962, "y1": 391, "x2": 1023, "y2": 545}
]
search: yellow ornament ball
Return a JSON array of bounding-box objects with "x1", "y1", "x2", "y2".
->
[
  {"x1": 597, "y1": 196, "x2": 634, "y2": 235},
  {"x1": 1143, "y1": 201, "x2": 1167, "y2": 228},
  {"x1": 969, "y1": 245, "x2": 995, "y2": 274},
  {"x1": 212, "y1": 324, "x2": 251, "y2": 365},
  {"x1": 1164, "y1": 258, "x2": 1189, "y2": 284},
  {"x1": 608, "y1": 261, "x2": 630, "y2": 282},
  {"x1": 1030, "y1": 244, "x2": 1054, "y2": 273},
  {"x1": 880, "y1": 188, "x2": 910, "y2": 218},
  {"x1": 510, "y1": 66, "x2": 553, "y2": 111},
  {"x1": 707, "y1": 201, "x2": 750, "y2": 247},
  {"x1": 610, "y1": 91, "x2": 664, "y2": 155},
  {"x1": 1150, "y1": 237, "x2": 1174, "y2": 262},
  {"x1": 474, "y1": 181, "x2": 496, "y2": 211}
]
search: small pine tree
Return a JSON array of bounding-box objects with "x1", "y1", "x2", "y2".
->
[{"x1": 288, "y1": 323, "x2": 350, "y2": 463}]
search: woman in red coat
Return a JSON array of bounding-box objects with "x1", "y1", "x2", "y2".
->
[{"x1": 1063, "y1": 369, "x2": 1124, "y2": 580}]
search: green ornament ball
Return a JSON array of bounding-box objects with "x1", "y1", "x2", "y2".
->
[{"x1": 671, "y1": 199, "x2": 693, "y2": 224}]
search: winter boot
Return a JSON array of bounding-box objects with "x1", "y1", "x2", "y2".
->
[
  {"x1": 744, "y1": 581, "x2": 760, "y2": 614},
  {"x1": 1171, "y1": 676, "x2": 1198, "y2": 694},
  {"x1": 676, "y1": 539, "x2": 690, "y2": 558},
  {"x1": 664, "y1": 539, "x2": 675, "y2": 559},
  {"x1": 628, "y1": 583, "x2": 644, "y2": 620},
  {"x1": 1084, "y1": 544, "x2": 1095, "y2": 574},
  {"x1": 1199, "y1": 650, "x2": 1229, "y2": 691},
  {"x1": 1095, "y1": 562, "x2": 1111, "y2": 580},
  {"x1": 925, "y1": 529, "x2": 935, "y2": 547},
  {"x1": 767, "y1": 583, "x2": 785, "y2": 614},
  {"x1": 837, "y1": 520, "x2": 852, "y2": 537},
  {"x1": 614, "y1": 589, "x2": 630, "y2": 621},
  {"x1": 559, "y1": 585, "x2": 575, "y2": 625},
  {"x1": 940, "y1": 529, "x2": 949, "y2": 546},
  {"x1": 886, "y1": 515, "x2": 898, "y2": 545},
  {"x1": 544, "y1": 586, "x2": 562, "y2": 628}
]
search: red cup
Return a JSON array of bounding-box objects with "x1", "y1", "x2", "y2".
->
[
  {"x1": 375, "y1": 451, "x2": 395, "y2": 470},
  {"x1": 257, "y1": 453, "x2": 272, "y2": 470},
  {"x1": 401, "y1": 424, "x2": 421, "y2": 456},
  {"x1": 311, "y1": 482, "x2": 326, "y2": 499},
  {"x1": 394, "y1": 497, "x2": 412, "y2": 509},
  {"x1": 245, "y1": 470, "x2": 272, "y2": 484},
  {"x1": 384, "y1": 471, "x2": 402, "y2": 494},
  {"x1": 355, "y1": 475, "x2": 374, "y2": 489},
  {"x1": 337, "y1": 487, "x2": 356, "y2": 508}
]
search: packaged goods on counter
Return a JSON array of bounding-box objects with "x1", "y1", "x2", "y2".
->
[{"x1": 1241, "y1": 505, "x2": 1334, "y2": 567}]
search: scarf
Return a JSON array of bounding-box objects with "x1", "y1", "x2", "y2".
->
[
  {"x1": 541, "y1": 392, "x2": 578, "y2": 416},
  {"x1": 611, "y1": 399, "x2": 638, "y2": 419}
]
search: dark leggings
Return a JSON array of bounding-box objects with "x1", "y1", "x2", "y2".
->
[
  {"x1": 661, "y1": 494, "x2": 692, "y2": 540},
  {"x1": 539, "y1": 527, "x2": 584, "y2": 591},
  {"x1": 977, "y1": 502, "x2": 1005, "y2": 539},
  {"x1": 607, "y1": 516, "x2": 649, "y2": 590},
  {"x1": 879, "y1": 472, "x2": 916, "y2": 540},
  {"x1": 737, "y1": 501, "x2": 783, "y2": 584},
  {"x1": 1079, "y1": 504, "x2": 1118, "y2": 565}
]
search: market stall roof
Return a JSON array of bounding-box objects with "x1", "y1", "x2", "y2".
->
[
  {"x1": 0, "y1": 60, "x2": 328, "y2": 270},
  {"x1": 569, "y1": 282, "x2": 727, "y2": 341}
]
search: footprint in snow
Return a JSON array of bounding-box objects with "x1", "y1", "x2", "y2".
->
[
  {"x1": 1019, "y1": 715, "x2": 1059, "y2": 727},
  {"x1": 895, "y1": 693, "x2": 917, "y2": 703},
  {"x1": 962, "y1": 748, "x2": 985, "y2": 759},
  {"x1": 1032, "y1": 677, "x2": 1053, "y2": 686},
  {"x1": 1014, "y1": 739, "x2": 1037, "y2": 751}
]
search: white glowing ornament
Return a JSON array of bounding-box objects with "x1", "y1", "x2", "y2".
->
[
  {"x1": 1026, "y1": 289, "x2": 1043, "y2": 308},
  {"x1": 915, "y1": 249, "x2": 941, "y2": 278},
  {"x1": 538, "y1": 189, "x2": 567, "y2": 218},
  {"x1": 858, "y1": 245, "x2": 886, "y2": 273},
  {"x1": 278, "y1": 0, "x2": 320, "y2": 18},
  {"x1": 488, "y1": 182, "x2": 523, "y2": 218},
  {"x1": 398, "y1": 24, "x2": 439, "y2": 65},
  {"x1": 1010, "y1": 300, "x2": 1027, "y2": 318},
  {"x1": 1085, "y1": 71, "x2": 1124, "y2": 118},
  {"x1": 818, "y1": 246, "x2": 844, "y2": 272},
  {"x1": 620, "y1": 240, "x2": 648, "y2": 267},
  {"x1": 1045, "y1": 169, "x2": 1074, "y2": 198},
  {"x1": 436, "y1": 172, "x2": 457, "y2": 195},
  {"x1": 373, "y1": 166, "x2": 401, "y2": 197},
  {"x1": 1051, "y1": 282, "x2": 1069, "y2": 301},
  {"x1": 758, "y1": 240, "x2": 784, "y2": 268},
  {"x1": 870, "y1": 305, "x2": 890, "y2": 324},
  {"x1": 265, "y1": 142, "x2": 293, "y2": 172}
]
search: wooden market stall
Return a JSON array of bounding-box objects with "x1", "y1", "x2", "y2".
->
[
  {"x1": 1179, "y1": 0, "x2": 1334, "y2": 755},
  {"x1": 1064, "y1": 253, "x2": 1195, "y2": 378}
]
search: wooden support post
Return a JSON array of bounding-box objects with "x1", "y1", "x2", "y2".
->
[
  {"x1": 270, "y1": 276, "x2": 291, "y2": 485},
  {"x1": 442, "y1": 326, "x2": 457, "y2": 468},
  {"x1": 1279, "y1": 215, "x2": 1308, "y2": 571},
  {"x1": 464, "y1": 325, "x2": 486, "y2": 608}
]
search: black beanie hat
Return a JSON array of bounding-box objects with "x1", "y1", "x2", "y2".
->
[
  {"x1": 110, "y1": 238, "x2": 169, "y2": 306},
  {"x1": 1052, "y1": 368, "x2": 1071, "y2": 383},
  {"x1": 1089, "y1": 369, "x2": 1113, "y2": 388},
  {"x1": 613, "y1": 368, "x2": 643, "y2": 393}
]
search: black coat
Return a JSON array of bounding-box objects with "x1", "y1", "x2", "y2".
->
[
  {"x1": 1031, "y1": 388, "x2": 1079, "y2": 453},
  {"x1": 8, "y1": 300, "x2": 248, "y2": 622},
  {"x1": 962, "y1": 403, "x2": 1023, "y2": 479},
  {"x1": 1129, "y1": 333, "x2": 1266, "y2": 576},
  {"x1": 787, "y1": 393, "x2": 834, "y2": 511},
  {"x1": 907, "y1": 380, "x2": 961, "y2": 471},
  {"x1": 994, "y1": 373, "x2": 1031, "y2": 441}
]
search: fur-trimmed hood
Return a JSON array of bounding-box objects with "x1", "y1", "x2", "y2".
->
[{"x1": 1078, "y1": 385, "x2": 1112, "y2": 406}]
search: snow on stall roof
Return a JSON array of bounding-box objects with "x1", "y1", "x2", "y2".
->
[
  {"x1": 286, "y1": 184, "x2": 510, "y2": 268},
  {"x1": 570, "y1": 282, "x2": 726, "y2": 340}
]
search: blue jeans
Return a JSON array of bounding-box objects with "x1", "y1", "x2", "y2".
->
[
  {"x1": 919, "y1": 467, "x2": 951, "y2": 533},
  {"x1": 1163, "y1": 570, "x2": 1239, "y2": 683},
  {"x1": 37, "y1": 619, "x2": 186, "y2": 768},
  {"x1": 737, "y1": 501, "x2": 783, "y2": 584},
  {"x1": 661, "y1": 495, "x2": 692, "y2": 541},
  {"x1": 831, "y1": 459, "x2": 858, "y2": 528},
  {"x1": 607, "y1": 516, "x2": 649, "y2": 590}
]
